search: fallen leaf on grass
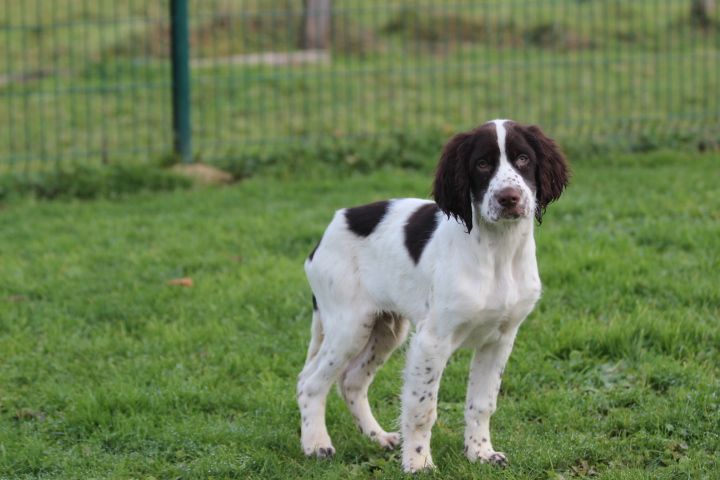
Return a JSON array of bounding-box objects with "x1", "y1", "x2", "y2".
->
[
  {"x1": 15, "y1": 409, "x2": 45, "y2": 421},
  {"x1": 570, "y1": 459, "x2": 599, "y2": 477},
  {"x1": 6, "y1": 295, "x2": 28, "y2": 302},
  {"x1": 167, "y1": 277, "x2": 193, "y2": 287}
]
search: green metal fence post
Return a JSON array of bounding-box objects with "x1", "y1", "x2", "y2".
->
[{"x1": 170, "y1": 0, "x2": 192, "y2": 163}]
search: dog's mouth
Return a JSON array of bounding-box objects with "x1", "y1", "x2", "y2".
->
[
  {"x1": 479, "y1": 197, "x2": 532, "y2": 224},
  {"x1": 486, "y1": 200, "x2": 529, "y2": 221},
  {"x1": 498, "y1": 205, "x2": 527, "y2": 219}
]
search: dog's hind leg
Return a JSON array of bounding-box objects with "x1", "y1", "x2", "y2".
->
[
  {"x1": 339, "y1": 312, "x2": 410, "y2": 449},
  {"x1": 297, "y1": 308, "x2": 374, "y2": 458}
]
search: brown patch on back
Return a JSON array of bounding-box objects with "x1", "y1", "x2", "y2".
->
[
  {"x1": 404, "y1": 203, "x2": 440, "y2": 264},
  {"x1": 345, "y1": 201, "x2": 391, "y2": 237}
]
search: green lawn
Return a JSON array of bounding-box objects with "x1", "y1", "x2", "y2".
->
[{"x1": 0, "y1": 150, "x2": 718, "y2": 478}]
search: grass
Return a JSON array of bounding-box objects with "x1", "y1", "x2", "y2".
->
[
  {"x1": 0, "y1": 163, "x2": 193, "y2": 201},
  {"x1": 1, "y1": 1, "x2": 719, "y2": 169},
  {"x1": 1, "y1": 149, "x2": 719, "y2": 478}
]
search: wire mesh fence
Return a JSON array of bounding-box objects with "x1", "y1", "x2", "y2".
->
[{"x1": 1, "y1": 1, "x2": 719, "y2": 172}]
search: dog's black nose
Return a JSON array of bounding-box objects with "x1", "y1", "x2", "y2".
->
[{"x1": 496, "y1": 187, "x2": 521, "y2": 207}]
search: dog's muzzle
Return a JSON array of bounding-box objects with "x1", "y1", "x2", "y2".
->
[{"x1": 494, "y1": 187, "x2": 526, "y2": 219}]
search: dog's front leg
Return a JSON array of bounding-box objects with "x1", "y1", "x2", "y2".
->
[
  {"x1": 400, "y1": 328, "x2": 453, "y2": 473},
  {"x1": 463, "y1": 330, "x2": 518, "y2": 467}
]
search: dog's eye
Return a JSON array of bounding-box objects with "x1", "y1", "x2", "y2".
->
[
  {"x1": 476, "y1": 158, "x2": 492, "y2": 171},
  {"x1": 516, "y1": 154, "x2": 530, "y2": 167}
]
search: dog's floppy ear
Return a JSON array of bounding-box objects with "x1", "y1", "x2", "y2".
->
[
  {"x1": 432, "y1": 131, "x2": 474, "y2": 232},
  {"x1": 523, "y1": 125, "x2": 569, "y2": 223}
]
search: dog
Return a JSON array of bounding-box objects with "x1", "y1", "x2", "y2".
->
[{"x1": 297, "y1": 119, "x2": 569, "y2": 472}]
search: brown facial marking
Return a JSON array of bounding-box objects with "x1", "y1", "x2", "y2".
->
[
  {"x1": 502, "y1": 121, "x2": 538, "y2": 195},
  {"x1": 466, "y1": 124, "x2": 503, "y2": 214},
  {"x1": 433, "y1": 123, "x2": 500, "y2": 232},
  {"x1": 518, "y1": 124, "x2": 570, "y2": 222}
]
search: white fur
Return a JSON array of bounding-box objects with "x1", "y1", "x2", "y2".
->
[{"x1": 297, "y1": 121, "x2": 543, "y2": 473}]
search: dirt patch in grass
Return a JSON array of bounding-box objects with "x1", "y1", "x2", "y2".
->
[{"x1": 170, "y1": 163, "x2": 234, "y2": 185}]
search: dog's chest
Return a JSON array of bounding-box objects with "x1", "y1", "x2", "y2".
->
[
  {"x1": 447, "y1": 257, "x2": 541, "y2": 349},
  {"x1": 477, "y1": 268, "x2": 539, "y2": 318}
]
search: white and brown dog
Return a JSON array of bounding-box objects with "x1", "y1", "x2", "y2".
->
[{"x1": 298, "y1": 120, "x2": 569, "y2": 472}]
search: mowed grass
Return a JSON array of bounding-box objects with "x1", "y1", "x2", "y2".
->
[{"x1": 1, "y1": 150, "x2": 719, "y2": 479}]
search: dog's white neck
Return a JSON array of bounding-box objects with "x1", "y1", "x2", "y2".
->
[{"x1": 467, "y1": 213, "x2": 536, "y2": 268}]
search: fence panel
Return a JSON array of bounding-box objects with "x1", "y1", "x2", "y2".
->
[
  {"x1": 1, "y1": 1, "x2": 718, "y2": 171},
  {"x1": 1, "y1": 1, "x2": 173, "y2": 171}
]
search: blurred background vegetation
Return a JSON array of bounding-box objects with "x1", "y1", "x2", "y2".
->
[{"x1": 0, "y1": 0, "x2": 718, "y2": 176}]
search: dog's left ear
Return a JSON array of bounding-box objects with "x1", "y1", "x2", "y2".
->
[{"x1": 523, "y1": 125, "x2": 570, "y2": 223}]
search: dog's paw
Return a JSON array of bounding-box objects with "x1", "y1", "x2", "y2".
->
[
  {"x1": 482, "y1": 451, "x2": 508, "y2": 467},
  {"x1": 402, "y1": 458, "x2": 435, "y2": 474},
  {"x1": 402, "y1": 449, "x2": 435, "y2": 473},
  {"x1": 304, "y1": 444, "x2": 336, "y2": 458},
  {"x1": 302, "y1": 431, "x2": 335, "y2": 459},
  {"x1": 466, "y1": 447, "x2": 508, "y2": 467},
  {"x1": 376, "y1": 431, "x2": 401, "y2": 450}
]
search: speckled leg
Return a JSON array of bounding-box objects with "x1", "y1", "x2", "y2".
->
[
  {"x1": 464, "y1": 332, "x2": 517, "y2": 467},
  {"x1": 400, "y1": 329, "x2": 453, "y2": 473}
]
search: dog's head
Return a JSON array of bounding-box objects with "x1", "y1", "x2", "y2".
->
[{"x1": 433, "y1": 120, "x2": 569, "y2": 232}]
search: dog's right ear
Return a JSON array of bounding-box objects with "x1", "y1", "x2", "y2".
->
[
  {"x1": 522, "y1": 125, "x2": 570, "y2": 223},
  {"x1": 432, "y1": 131, "x2": 474, "y2": 233}
]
